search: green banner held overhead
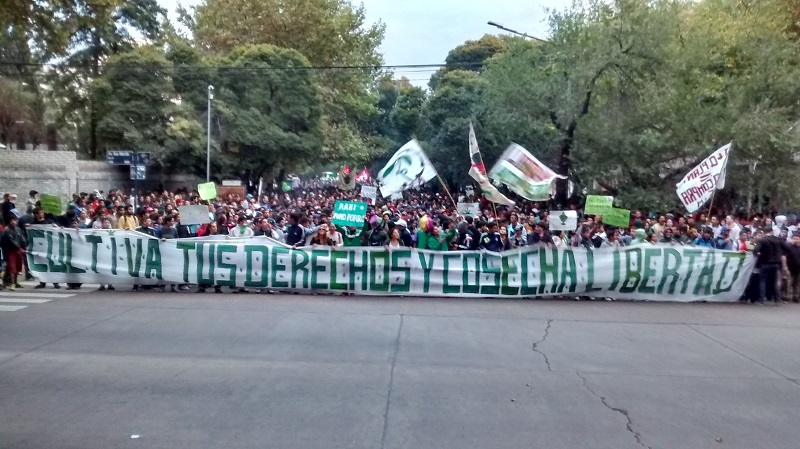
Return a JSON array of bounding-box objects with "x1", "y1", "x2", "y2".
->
[
  {"x1": 584, "y1": 195, "x2": 613, "y2": 215},
  {"x1": 332, "y1": 201, "x2": 368, "y2": 227},
  {"x1": 601, "y1": 207, "x2": 631, "y2": 228},
  {"x1": 39, "y1": 194, "x2": 63, "y2": 215},
  {"x1": 197, "y1": 182, "x2": 217, "y2": 201}
]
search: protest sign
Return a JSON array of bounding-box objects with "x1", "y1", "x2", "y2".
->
[
  {"x1": 332, "y1": 201, "x2": 368, "y2": 227},
  {"x1": 178, "y1": 205, "x2": 211, "y2": 225},
  {"x1": 361, "y1": 186, "x2": 377, "y2": 204},
  {"x1": 26, "y1": 226, "x2": 754, "y2": 302},
  {"x1": 549, "y1": 210, "x2": 578, "y2": 231},
  {"x1": 40, "y1": 194, "x2": 63, "y2": 215},
  {"x1": 197, "y1": 182, "x2": 217, "y2": 200},
  {"x1": 676, "y1": 143, "x2": 732, "y2": 213},
  {"x1": 390, "y1": 192, "x2": 403, "y2": 201},
  {"x1": 601, "y1": 207, "x2": 631, "y2": 228},
  {"x1": 584, "y1": 195, "x2": 613, "y2": 215},
  {"x1": 457, "y1": 202, "x2": 480, "y2": 217}
]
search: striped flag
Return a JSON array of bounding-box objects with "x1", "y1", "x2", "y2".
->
[{"x1": 468, "y1": 123, "x2": 515, "y2": 206}]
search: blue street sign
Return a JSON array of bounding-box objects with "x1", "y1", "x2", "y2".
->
[
  {"x1": 130, "y1": 165, "x2": 146, "y2": 180},
  {"x1": 106, "y1": 150, "x2": 152, "y2": 166}
]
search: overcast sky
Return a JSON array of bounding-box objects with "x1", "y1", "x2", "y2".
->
[{"x1": 158, "y1": 0, "x2": 567, "y2": 85}]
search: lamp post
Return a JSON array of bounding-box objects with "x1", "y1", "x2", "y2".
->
[
  {"x1": 206, "y1": 85, "x2": 214, "y2": 182},
  {"x1": 487, "y1": 21, "x2": 548, "y2": 43}
]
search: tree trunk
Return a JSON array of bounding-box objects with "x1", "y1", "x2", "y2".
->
[{"x1": 555, "y1": 133, "x2": 574, "y2": 207}]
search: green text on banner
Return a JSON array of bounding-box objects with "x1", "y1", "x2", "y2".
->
[{"x1": 332, "y1": 201, "x2": 368, "y2": 227}]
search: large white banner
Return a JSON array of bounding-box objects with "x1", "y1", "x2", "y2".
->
[
  {"x1": 26, "y1": 227, "x2": 754, "y2": 302},
  {"x1": 676, "y1": 142, "x2": 732, "y2": 213}
]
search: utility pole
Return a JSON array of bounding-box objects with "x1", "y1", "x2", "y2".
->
[{"x1": 207, "y1": 85, "x2": 214, "y2": 182}]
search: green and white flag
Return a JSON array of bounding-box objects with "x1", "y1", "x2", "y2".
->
[
  {"x1": 488, "y1": 143, "x2": 565, "y2": 201},
  {"x1": 377, "y1": 139, "x2": 438, "y2": 197},
  {"x1": 468, "y1": 124, "x2": 515, "y2": 206}
]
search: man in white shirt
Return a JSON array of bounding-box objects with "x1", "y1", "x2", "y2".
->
[
  {"x1": 725, "y1": 215, "x2": 741, "y2": 242},
  {"x1": 230, "y1": 215, "x2": 254, "y2": 237}
]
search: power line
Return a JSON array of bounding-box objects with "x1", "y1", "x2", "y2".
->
[{"x1": 0, "y1": 60, "x2": 484, "y2": 72}]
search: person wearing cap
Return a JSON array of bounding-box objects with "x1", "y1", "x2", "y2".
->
[
  {"x1": 714, "y1": 226, "x2": 733, "y2": 250},
  {"x1": 230, "y1": 215, "x2": 254, "y2": 238},
  {"x1": 394, "y1": 219, "x2": 413, "y2": 248}
]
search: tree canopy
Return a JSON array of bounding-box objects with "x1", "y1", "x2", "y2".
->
[{"x1": 3, "y1": 0, "x2": 800, "y2": 211}]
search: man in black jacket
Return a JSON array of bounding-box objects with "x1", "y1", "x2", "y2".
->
[
  {"x1": 785, "y1": 235, "x2": 800, "y2": 303},
  {"x1": 755, "y1": 225, "x2": 793, "y2": 305},
  {"x1": 285, "y1": 212, "x2": 305, "y2": 247}
]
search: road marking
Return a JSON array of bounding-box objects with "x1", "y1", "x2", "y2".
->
[
  {"x1": 0, "y1": 292, "x2": 75, "y2": 299},
  {"x1": 0, "y1": 305, "x2": 27, "y2": 312},
  {"x1": 0, "y1": 298, "x2": 51, "y2": 304}
]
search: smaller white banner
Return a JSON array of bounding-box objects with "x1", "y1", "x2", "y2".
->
[
  {"x1": 178, "y1": 205, "x2": 211, "y2": 225},
  {"x1": 549, "y1": 210, "x2": 578, "y2": 231},
  {"x1": 457, "y1": 202, "x2": 481, "y2": 217}
]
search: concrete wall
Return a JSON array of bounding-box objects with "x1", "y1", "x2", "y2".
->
[{"x1": 0, "y1": 150, "x2": 201, "y2": 199}]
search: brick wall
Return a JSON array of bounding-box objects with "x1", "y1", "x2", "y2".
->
[{"x1": 0, "y1": 150, "x2": 201, "y2": 200}]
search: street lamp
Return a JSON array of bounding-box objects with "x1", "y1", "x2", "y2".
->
[
  {"x1": 487, "y1": 21, "x2": 548, "y2": 43},
  {"x1": 206, "y1": 85, "x2": 214, "y2": 182}
]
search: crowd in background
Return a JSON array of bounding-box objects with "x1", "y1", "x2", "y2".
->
[{"x1": 2, "y1": 185, "x2": 799, "y2": 304}]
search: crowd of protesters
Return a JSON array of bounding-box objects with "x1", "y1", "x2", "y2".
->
[{"x1": 2, "y1": 184, "x2": 799, "y2": 305}]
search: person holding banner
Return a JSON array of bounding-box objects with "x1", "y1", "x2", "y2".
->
[{"x1": 0, "y1": 216, "x2": 26, "y2": 291}]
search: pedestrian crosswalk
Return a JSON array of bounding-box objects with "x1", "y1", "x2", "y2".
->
[{"x1": 0, "y1": 291, "x2": 76, "y2": 312}]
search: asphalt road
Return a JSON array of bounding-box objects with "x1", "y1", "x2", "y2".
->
[{"x1": 1, "y1": 285, "x2": 799, "y2": 449}]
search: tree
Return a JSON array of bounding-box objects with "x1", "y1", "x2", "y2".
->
[
  {"x1": 390, "y1": 84, "x2": 426, "y2": 143},
  {"x1": 94, "y1": 47, "x2": 174, "y2": 156},
  {"x1": 49, "y1": 0, "x2": 166, "y2": 158},
  {"x1": 190, "y1": 0, "x2": 386, "y2": 163},
  {"x1": 483, "y1": 0, "x2": 683, "y2": 205},
  {"x1": 420, "y1": 70, "x2": 487, "y2": 186},
  {"x1": 429, "y1": 35, "x2": 508, "y2": 90},
  {"x1": 214, "y1": 44, "x2": 324, "y2": 183}
]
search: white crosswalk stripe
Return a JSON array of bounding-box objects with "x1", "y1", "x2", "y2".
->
[
  {"x1": 0, "y1": 292, "x2": 75, "y2": 299},
  {"x1": 0, "y1": 305, "x2": 28, "y2": 312},
  {"x1": 0, "y1": 298, "x2": 52, "y2": 304},
  {"x1": 0, "y1": 291, "x2": 75, "y2": 312}
]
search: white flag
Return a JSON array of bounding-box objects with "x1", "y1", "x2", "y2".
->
[
  {"x1": 377, "y1": 139, "x2": 438, "y2": 197},
  {"x1": 488, "y1": 143, "x2": 565, "y2": 201},
  {"x1": 676, "y1": 142, "x2": 732, "y2": 213},
  {"x1": 468, "y1": 124, "x2": 515, "y2": 206}
]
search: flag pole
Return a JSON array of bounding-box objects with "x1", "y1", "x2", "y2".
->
[
  {"x1": 436, "y1": 173, "x2": 458, "y2": 210},
  {"x1": 472, "y1": 129, "x2": 498, "y2": 218}
]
